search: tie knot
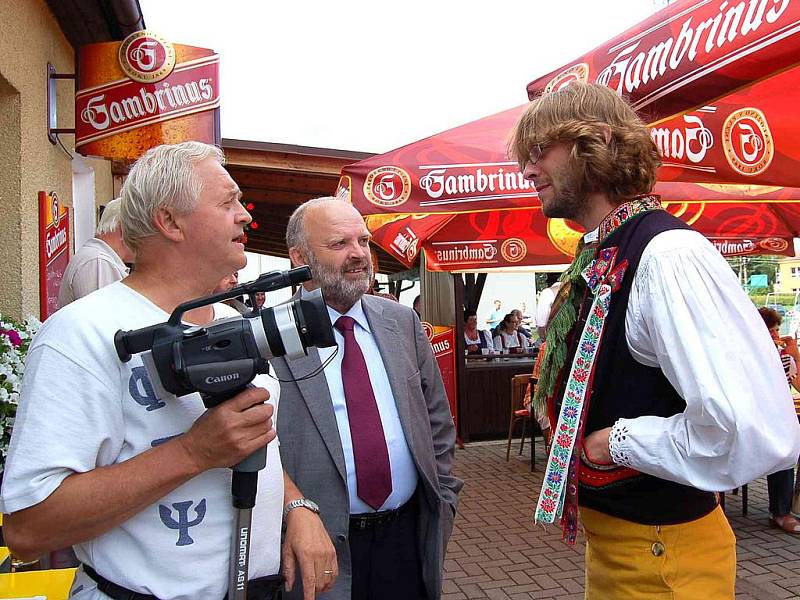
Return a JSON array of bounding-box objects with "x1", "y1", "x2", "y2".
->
[{"x1": 335, "y1": 315, "x2": 356, "y2": 333}]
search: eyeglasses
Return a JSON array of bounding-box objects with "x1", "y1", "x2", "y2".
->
[{"x1": 527, "y1": 143, "x2": 547, "y2": 166}]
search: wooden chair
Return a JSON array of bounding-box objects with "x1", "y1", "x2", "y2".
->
[{"x1": 507, "y1": 374, "x2": 539, "y2": 471}]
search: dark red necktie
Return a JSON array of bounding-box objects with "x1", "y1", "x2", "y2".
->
[{"x1": 335, "y1": 316, "x2": 393, "y2": 510}]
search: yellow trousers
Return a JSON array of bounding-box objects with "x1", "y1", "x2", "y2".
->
[{"x1": 581, "y1": 505, "x2": 736, "y2": 599}]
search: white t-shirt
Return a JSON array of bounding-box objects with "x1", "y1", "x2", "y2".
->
[{"x1": 1, "y1": 282, "x2": 283, "y2": 600}]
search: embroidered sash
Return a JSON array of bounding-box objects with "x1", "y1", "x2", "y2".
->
[{"x1": 535, "y1": 249, "x2": 628, "y2": 530}]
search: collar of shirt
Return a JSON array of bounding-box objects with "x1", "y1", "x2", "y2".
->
[
  {"x1": 583, "y1": 228, "x2": 599, "y2": 244},
  {"x1": 299, "y1": 287, "x2": 370, "y2": 333},
  {"x1": 325, "y1": 300, "x2": 371, "y2": 335},
  {"x1": 86, "y1": 237, "x2": 130, "y2": 274}
]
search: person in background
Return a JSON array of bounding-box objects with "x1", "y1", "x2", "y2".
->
[
  {"x1": 758, "y1": 307, "x2": 800, "y2": 534},
  {"x1": 511, "y1": 81, "x2": 800, "y2": 598},
  {"x1": 519, "y1": 301, "x2": 533, "y2": 326},
  {"x1": 527, "y1": 277, "x2": 560, "y2": 444},
  {"x1": 214, "y1": 271, "x2": 250, "y2": 315},
  {"x1": 511, "y1": 309, "x2": 532, "y2": 339},
  {"x1": 413, "y1": 294, "x2": 421, "y2": 318},
  {"x1": 493, "y1": 313, "x2": 530, "y2": 353},
  {"x1": 247, "y1": 291, "x2": 266, "y2": 310},
  {"x1": 486, "y1": 299, "x2": 504, "y2": 329},
  {"x1": 58, "y1": 198, "x2": 136, "y2": 307},
  {"x1": 463, "y1": 309, "x2": 494, "y2": 354},
  {"x1": 275, "y1": 196, "x2": 462, "y2": 600},
  {"x1": 367, "y1": 247, "x2": 398, "y2": 301},
  {"x1": 535, "y1": 273, "x2": 562, "y2": 341}
]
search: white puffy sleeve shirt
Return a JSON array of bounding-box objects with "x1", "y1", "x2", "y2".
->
[{"x1": 609, "y1": 228, "x2": 800, "y2": 491}]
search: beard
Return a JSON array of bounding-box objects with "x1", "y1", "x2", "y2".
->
[
  {"x1": 540, "y1": 161, "x2": 588, "y2": 222},
  {"x1": 306, "y1": 250, "x2": 373, "y2": 310}
]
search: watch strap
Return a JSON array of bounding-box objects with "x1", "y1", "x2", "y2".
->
[{"x1": 283, "y1": 498, "x2": 319, "y2": 520}]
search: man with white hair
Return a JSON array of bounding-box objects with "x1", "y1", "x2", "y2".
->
[
  {"x1": 58, "y1": 197, "x2": 136, "y2": 307},
  {"x1": 2, "y1": 142, "x2": 334, "y2": 600}
]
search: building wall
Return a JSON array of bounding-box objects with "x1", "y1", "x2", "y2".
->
[
  {"x1": 776, "y1": 259, "x2": 800, "y2": 294},
  {"x1": 87, "y1": 157, "x2": 115, "y2": 207},
  {"x1": 0, "y1": 0, "x2": 112, "y2": 320}
]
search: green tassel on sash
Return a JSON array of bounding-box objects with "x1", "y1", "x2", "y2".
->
[{"x1": 533, "y1": 242, "x2": 597, "y2": 415}]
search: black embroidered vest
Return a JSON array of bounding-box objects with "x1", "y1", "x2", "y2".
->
[{"x1": 560, "y1": 210, "x2": 718, "y2": 524}]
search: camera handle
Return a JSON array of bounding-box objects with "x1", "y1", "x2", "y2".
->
[{"x1": 201, "y1": 387, "x2": 267, "y2": 600}]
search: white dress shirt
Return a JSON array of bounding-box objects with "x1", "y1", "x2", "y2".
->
[
  {"x1": 598, "y1": 227, "x2": 800, "y2": 491},
  {"x1": 316, "y1": 298, "x2": 418, "y2": 513},
  {"x1": 58, "y1": 238, "x2": 129, "y2": 307},
  {"x1": 536, "y1": 283, "x2": 562, "y2": 329}
]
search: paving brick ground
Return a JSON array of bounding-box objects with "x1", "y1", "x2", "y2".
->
[{"x1": 444, "y1": 439, "x2": 800, "y2": 600}]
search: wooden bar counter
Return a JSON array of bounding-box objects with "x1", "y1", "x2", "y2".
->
[{"x1": 459, "y1": 351, "x2": 537, "y2": 442}]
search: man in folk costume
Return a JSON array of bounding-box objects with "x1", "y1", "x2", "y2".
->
[{"x1": 510, "y1": 82, "x2": 800, "y2": 599}]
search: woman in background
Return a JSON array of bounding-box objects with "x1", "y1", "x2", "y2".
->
[
  {"x1": 464, "y1": 310, "x2": 494, "y2": 354},
  {"x1": 759, "y1": 307, "x2": 800, "y2": 534},
  {"x1": 493, "y1": 313, "x2": 530, "y2": 353}
]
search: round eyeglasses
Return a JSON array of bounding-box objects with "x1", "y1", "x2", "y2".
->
[{"x1": 528, "y1": 143, "x2": 547, "y2": 165}]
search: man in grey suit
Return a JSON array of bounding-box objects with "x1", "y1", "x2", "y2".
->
[{"x1": 274, "y1": 197, "x2": 462, "y2": 600}]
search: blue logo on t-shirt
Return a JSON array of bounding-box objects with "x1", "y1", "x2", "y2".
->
[
  {"x1": 129, "y1": 366, "x2": 166, "y2": 411},
  {"x1": 159, "y1": 499, "x2": 207, "y2": 546}
]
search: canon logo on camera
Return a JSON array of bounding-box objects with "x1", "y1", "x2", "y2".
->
[{"x1": 205, "y1": 373, "x2": 241, "y2": 385}]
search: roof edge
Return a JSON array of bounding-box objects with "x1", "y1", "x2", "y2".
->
[{"x1": 222, "y1": 138, "x2": 375, "y2": 162}]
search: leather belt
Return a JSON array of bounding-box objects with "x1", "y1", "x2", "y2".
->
[{"x1": 349, "y1": 500, "x2": 412, "y2": 530}]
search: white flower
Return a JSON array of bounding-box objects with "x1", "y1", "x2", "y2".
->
[{"x1": 0, "y1": 312, "x2": 39, "y2": 469}]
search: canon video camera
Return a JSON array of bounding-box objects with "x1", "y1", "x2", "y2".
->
[{"x1": 114, "y1": 265, "x2": 335, "y2": 400}]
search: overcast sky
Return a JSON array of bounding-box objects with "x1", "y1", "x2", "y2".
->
[{"x1": 140, "y1": 0, "x2": 665, "y2": 154}]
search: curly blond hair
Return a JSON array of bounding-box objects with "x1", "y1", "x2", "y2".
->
[{"x1": 509, "y1": 82, "x2": 660, "y2": 202}]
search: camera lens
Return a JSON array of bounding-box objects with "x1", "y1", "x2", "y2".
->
[{"x1": 247, "y1": 288, "x2": 335, "y2": 360}]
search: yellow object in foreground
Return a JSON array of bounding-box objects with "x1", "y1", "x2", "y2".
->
[
  {"x1": 581, "y1": 505, "x2": 736, "y2": 599},
  {"x1": 0, "y1": 568, "x2": 76, "y2": 600}
]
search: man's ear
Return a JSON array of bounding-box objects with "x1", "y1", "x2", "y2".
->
[
  {"x1": 288, "y1": 246, "x2": 307, "y2": 268},
  {"x1": 153, "y1": 206, "x2": 183, "y2": 242}
]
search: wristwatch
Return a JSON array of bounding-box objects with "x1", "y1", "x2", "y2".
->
[{"x1": 283, "y1": 498, "x2": 320, "y2": 520}]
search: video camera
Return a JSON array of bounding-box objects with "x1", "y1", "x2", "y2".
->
[
  {"x1": 114, "y1": 265, "x2": 335, "y2": 599},
  {"x1": 114, "y1": 265, "x2": 335, "y2": 399}
]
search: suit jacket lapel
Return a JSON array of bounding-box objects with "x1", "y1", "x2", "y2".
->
[{"x1": 285, "y1": 346, "x2": 348, "y2": 484}]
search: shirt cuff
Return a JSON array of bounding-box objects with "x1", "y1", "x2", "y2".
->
[{"x1": 608, "y1": 419, "x2": 633, "y2": 466}]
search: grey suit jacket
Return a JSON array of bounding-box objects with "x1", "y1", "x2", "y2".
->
[{"x1": 274, "y1": 294, "x2": 463, "y2": 600}]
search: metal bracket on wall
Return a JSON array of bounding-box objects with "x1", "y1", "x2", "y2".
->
[{"x1": 47, "y1": 62, "x2": 76, "y2": 145}]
